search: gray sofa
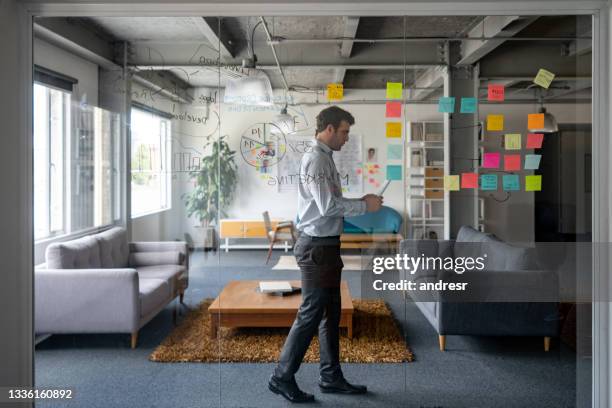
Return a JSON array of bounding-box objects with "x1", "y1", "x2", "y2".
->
[
  {"x1": 35, "y1": 227, "x2": 189, "y2": 348},
  {"x1": 399, "y1": 226, "x2": 559, "y2": 352}
]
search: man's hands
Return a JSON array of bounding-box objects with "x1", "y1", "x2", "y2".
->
[{"x1": 362, "y1": 194, "x2": 383, "y2": 213}]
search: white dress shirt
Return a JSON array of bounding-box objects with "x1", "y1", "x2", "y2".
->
[{"x1": 296, "y1": 139, "x2": 366, "y2": 237}]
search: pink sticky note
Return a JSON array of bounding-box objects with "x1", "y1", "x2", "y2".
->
[
  {"x1": 461, "y1": 173, "x2": 478, "y2": 189},
  {"x1": 385, "y1": 102, "x2": 402, "y2": 118},
  {"x1": 488, "y1": 84, "x2": 505, "y2": 102},
  {"x1": 526, "y1": 133, "x2": 544, "y2": 149},
  {"x1": 504, "y1": 154, "x2": 521, "y2": 171},
  {"x1": 482, "y1": 152, "x2": 500, "y2": 169}
]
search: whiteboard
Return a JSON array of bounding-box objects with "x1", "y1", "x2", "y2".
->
[{"x1": 274, "y1": 131, "x2": 363, "y2": 194}]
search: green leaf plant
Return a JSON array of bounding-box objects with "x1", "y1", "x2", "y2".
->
[{"x1": 182, "y1": 135, "x2": 237, "y2": 226}]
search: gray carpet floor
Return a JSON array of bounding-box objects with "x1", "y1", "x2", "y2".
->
[{"x1": 35, "y1": 250, "x2": 589, "y2": 408}]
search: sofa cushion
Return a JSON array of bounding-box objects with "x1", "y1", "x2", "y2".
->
[
  {"x1": 139, "y1": 279, "x2": 170, "y2": 318},
  {"x1": 129, "y1": 251, "x2": 184, "y2": 267},
  {"x1": 96, "y1": 227, "x2": 129, "y2": 268},
  {"x1": 136, "y1": 265, "x2": 186, "y2": 294},
  {"x1": 45, "y1": 236, "x2": 102, "y2": 269}
]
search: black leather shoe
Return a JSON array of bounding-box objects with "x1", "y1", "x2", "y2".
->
[
  {"x1": 319, "y1": 377, "x2": 367, "y2": 394},
  {"x1": 268, "y1": 375, "x2": 315, "y2": 403}
]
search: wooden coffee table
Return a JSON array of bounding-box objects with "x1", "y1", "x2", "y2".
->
[
  {"x1": 208, "y1": 280, "x2": 354, "y2": 339},
  {"x1": 340, "y1": 233, "x2": 403, "y2": 249}
]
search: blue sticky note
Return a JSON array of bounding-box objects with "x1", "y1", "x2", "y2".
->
[
  {"x1": 387, "y1": 144, "x2": 403, "y2": 160},
  {"x1": 502, "y1": 174, "x2": 520, "y2": 191},
  {"x1": 386, "y1": 165, "x2": 402, "y2": 181},
  {"x1": 480, "y1": 174, "x2": 498, "y2": 191},
  {"x1": 460, "y1": 97, "x2": 477, "y2": 113},
  {"x1": 438, "y1": 97, "x2": 455, "y2": 113},
  {"x1": 524, "y1": 154, "x2": 541, "y2": 170}
]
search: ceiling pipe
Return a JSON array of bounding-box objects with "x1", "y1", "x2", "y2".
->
[
  {"x1": 134, "y1": 64, "x2": 444, "y2": 71},
  {"x1": 258, "y1": 16, "x2": 290, "y2": 93},
  {"x1": 268, "y1": 36, "x2": 592, "y2": 44}
]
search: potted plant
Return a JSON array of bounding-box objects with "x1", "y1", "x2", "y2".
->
[{"x1": 182, "y1": 135, "x2": 237, "y2": 248}]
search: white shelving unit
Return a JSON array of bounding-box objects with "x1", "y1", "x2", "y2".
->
[{"x1": 406, "y1": 121, "x2": 449, "y2": 240}]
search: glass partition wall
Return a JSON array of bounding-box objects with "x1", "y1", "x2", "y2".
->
[{"x1": 32, "y1": 13, "x2": 593, "y2": 408}]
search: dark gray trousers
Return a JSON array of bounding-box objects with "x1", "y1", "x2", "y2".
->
[{"x1": 273, "y1": 234, "x2": 344, "y2": 383}]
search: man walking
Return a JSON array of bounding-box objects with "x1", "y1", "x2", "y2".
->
[{"x1": 269, "y1": 106, "x2": 383, "y2": 403}]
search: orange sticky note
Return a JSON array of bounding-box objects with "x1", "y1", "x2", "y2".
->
[
  {"x1": 504, "y1": 154, "x2": 521, "y2": 171},
  {"x1": 385, "y1": 102, "x2": 402, "y2": 118},
  {"x1": 528, "y1": 113, "x2": 545, "y2": 130},
  {"x1": 488, "y1": 84, "x2": 505, "y2": 102},
  {"x1": 461, "y1": 173, "x2": 478, "y2": 189},
  {"x1": 386, "y1": 122, "x2": 402, "y2": 138},
  {"x1": 526, "y1": 133, "x2": 544, "y2": 149},
  {"x1": 487, "y1": 114, "x2": 504, "y2": 131}
]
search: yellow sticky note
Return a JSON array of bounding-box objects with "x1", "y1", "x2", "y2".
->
[
  {"x1": 505, "y1": 133, "x2": 522, "y2": 150},
  {"x1": 327, "y1": 83, "x2": 343, "y2": 101},
  {"x1": 525, "y1": 175, "x2": 542, "y2": 191},
  {"x1": 386, "y1": 122, "x2": 402, "y2": 138},
  {"x1": 444, "y1": 175, "x2": 460, "y2": 191},
  {"x1": 534, "y1": 69, "x2": 555, "y2": 89},
  {"x1": 527, "y1": 113, "x2": 545, "y2": 129},
  {"x1": 386, "y1": 82, "x2": 403, "y2": 99},
  {"x1": 487, "y1": 114, "x2": 504, "y2": 131}
]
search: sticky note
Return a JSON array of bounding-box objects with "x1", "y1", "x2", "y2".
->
[
  {"x1": 505, "y1": 133, "x2": 522, "y2": 150},
  {"x1": 524, "y1": 154, "x2": 542, "y2": 170},
  {"x1": 504, "y1": 154, "x2": 521, "y2": 171},
  {"x1": 482, "y1": 152, "x2": 500, "y2": 169},
  {"x1": 445, "y1": 175, "x2": 460, "y2": 191},
  {"x1": 525, "y1": 175, "x2": 542, "y2": 191},
  {"x1": 327, "y1": 83, "x2": 343, "y2": 101},
  {"x1": 526, "y1": 133, "x2": 544, "y2": 149},
  {"x1": 438, "y1": 97, "x2": 455, "y2": 113},
  {"x1": 385, "y1": 101, "x2": 402, "y2": 118},
  {"x1": 386, "y1": 82, "x2": 403, "y2": 99},
  {"x1": 503, "y1": 174, "x2": 520, "y2": 191},
  {"x1": 487, "y1": 84, "x2": 505, "y2": 102},
  {"x1": 487, "y1": 114, "x2": 504, "y2": 131},
  {"x1": 461, "y1": 173, "x2": 478, "y2": 189},
  {"x1": 387, "y1": 144, "x2": 403, "y2": 160},
  {"x1": 386, "y1": 122, "x2": 402, "y2": 138},
  {"x1": 480, "y1": 174, "x2": 498, "y2": 191},
  {"x1": 386, "y1": 165, "x2": 402, "y2": 180},
  {"x1": 534, "y1": 69, "x2": 555, "y2": 89},
  {"x1": 528, "y1": 113, "x2": 545, "y2": 130},
  {"x1": 460, "y1": 97, "x2": 477, "y2": 113}
]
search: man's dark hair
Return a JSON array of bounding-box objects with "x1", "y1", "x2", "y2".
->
[{"x1": 315, "y1": 106, "x2": 355, "y2": 134}]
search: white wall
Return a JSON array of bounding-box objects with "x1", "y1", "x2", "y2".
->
[
  {"x1": 34, "y1": 38, "x2": 98, "y2": 106},
  {"x1": 130, "y1": 85, "x2": 592, "y2": 244}
]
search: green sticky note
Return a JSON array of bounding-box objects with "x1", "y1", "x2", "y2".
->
[
  {"x1": 438, "y1": 97, "x2": 455, "y2": 113},
  {"x1": 386, "y1": 165, "x2": 402, "y2": 180},
  {"x1": 480, "y1": 174, "x2": 498, "y2": 191},
  {"x1": 525, "y1": 175, "x2": 542, "y2": 191},
  {"x1": 505, "y1": 133, "x2": 522, "y2": 150},
  {"x1": 386, "y1": 82, "x2": 403, "y2": 99},
  {"x1": 387, "y1": 144, "x2": 403, "y2": 160},
  {"x1": 503, "y1": 174, "x2": 520, "y2": 191},
  {"x1": 460, "y1": 97, "x2": 477, "y2": 113}
]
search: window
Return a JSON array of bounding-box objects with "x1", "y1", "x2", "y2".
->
[
  {"x1": 130, "y1": 107, "x2": 171, "y2": 217},
  {"x1": 34, "y1": 83, "x2": 70, "y2": 239},
  {"x1": 34, "y1": 80, "x2": 121, "y2": 241}
]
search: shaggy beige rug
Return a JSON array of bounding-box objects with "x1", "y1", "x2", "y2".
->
[{"x1": 150, "y1": 299, "x2": 413, "y2": 363}]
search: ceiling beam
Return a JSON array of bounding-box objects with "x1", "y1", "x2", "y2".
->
[
  {"x1": 457, "y1": 16, "x2": 537, "y2": 66},
  {"x1": 333, "y1": 17, "x2": 360, "y2": 84},
  {"x1": 410, "y1": 66, "x2": 446, "y2": 100},
  {"x1": 565, "y1": 16, "x2": 592, "y2": 57},
  {"x1": 191, "y1": 17, "x2": 235, "y2": 59}
]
